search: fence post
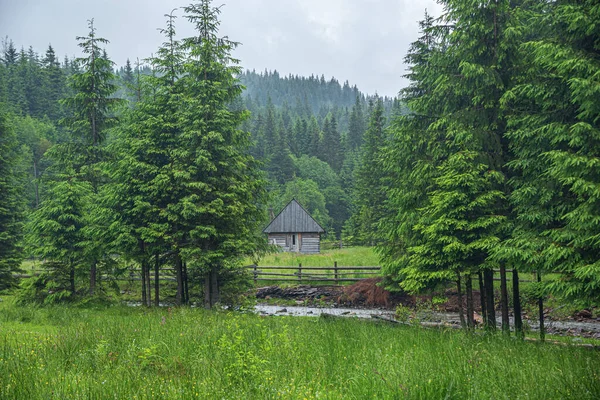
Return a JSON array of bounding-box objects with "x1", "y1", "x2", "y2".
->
[
  {"x1": 253, "y1": 264, "x2": 257, "y2": 285},
  {"x1": 334, "y1": 261, "x2": 338, "y2": 285},
  {"x1": 298, "y1": 263, "x2": 302, "y2": 282}
]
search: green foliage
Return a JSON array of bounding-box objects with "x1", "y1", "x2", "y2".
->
[
  {"x1": 60, "y1": 19, "x2": 122, "y2": 147},
  {"x1": 16, "y1": 273, "x2": 74, "y2": 305},
  {"x1": 350, "y1": 98, "x2": 388, "y2": 245},
  {"x1": 379, "y1": 2, "x2": 516, "y2": 294},
  {"x1": 498, "y1": 0, "x2": 600, "y2": 302},
  {"x1": 26, "y1": 174, "x2": 92, "y2": 292},
  {"x1": 0, "y1": 111, "x2": 25, "y2": 289}
]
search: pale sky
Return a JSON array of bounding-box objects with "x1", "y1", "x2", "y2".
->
[{"x1": 0, "y1": 0, "x2": 444, "y2": 97}]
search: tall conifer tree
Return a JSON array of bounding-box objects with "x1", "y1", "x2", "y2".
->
[{"x1": 0, "y1": 111, "x2": 24, "y2": 290}]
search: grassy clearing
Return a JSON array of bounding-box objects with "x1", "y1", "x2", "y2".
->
[
  {"x1": 1, "y1": 299, "x2": 599, "y2": 399},
  {"x1": 247, "y1": 247, "x2": 380, "y2": 286},
  {"x1": 251, "y1": 246, "x2": 379, "y2": 267}
]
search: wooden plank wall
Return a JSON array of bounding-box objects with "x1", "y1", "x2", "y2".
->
[
  {"x1": 268, "y1": 234, "x2": 289, "y2": 251},
  {"x1": 268, "y1": 232, "x2": 321, "y2": 253},
  {"x1": 300, "y1": 233, "x2": 320, "y2": 254}
]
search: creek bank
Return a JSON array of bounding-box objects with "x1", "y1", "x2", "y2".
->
[
  {"x1": 254, "y1": 304, "x2": 600, "y2": 339},
  {"x1": 254, "y1": 280, "x2": 600, "y2": 339}
]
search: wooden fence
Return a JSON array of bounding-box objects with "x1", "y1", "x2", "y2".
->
[
  {"x1": 15, "y1": 266, "x2": 533, "y2": 285},
  {"x1": 245, "y1": 263, "x2": 381, "y2": 285}
]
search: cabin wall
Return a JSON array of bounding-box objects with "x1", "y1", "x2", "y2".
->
[
  {"x1": 300, "y1": 233, "x2": 320, "y2": 254},
  {"x1": 267, "y1": 232, "x2": 321, "y2": 254},
  {"x1": 268, "y1": 234, "x2": 288, "y2": 251}
]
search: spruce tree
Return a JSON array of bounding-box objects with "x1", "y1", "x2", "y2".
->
[
  {"x1": 26, "y1": 171, "x2": 91, "y2": 300},
  {"x1": 41, "y1": 44, "x2": 65, "y2": 122},
  {"x1": 501, "y1": 0, "x2": 600, "y2": 303},
  {"x1": 352, "y1": 98, "x2": 387, "y2": 245},
  {"x1": 57, "y1": 19, "x2": 123, "y2": 295},
  {"x1": 109, "y1": 9, "x2": 185, "y2": 306},
  {"x1": 379, "y1": 11, "x2": 442, "y2": 293},
  {"x1": 319, "y1": 114, "x2": 342, "y2": 172},
  {"x1": 348, "y1": 95, "x2": 366, "y2": 150},
  {"x1": 176, "y1": 0, "x2": 266, "y2": 307},
  {"x1": 0, "y1": 111, "x2": 24, "y2": 290}
]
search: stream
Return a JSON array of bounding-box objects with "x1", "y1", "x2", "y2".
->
[{"x1": 254, "y1": 304, "x2": 600, "y2": 337}]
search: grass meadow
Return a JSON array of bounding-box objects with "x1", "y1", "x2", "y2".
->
[
  {"x1": 247, "y1": 246, "x2": 381, "y2": 285},
  {"x1": 1, "y1": 298, "x2": 599, "y2": 399},
  {"x1": 251, "y1": 246, "x2": 379, "y2": 267}
]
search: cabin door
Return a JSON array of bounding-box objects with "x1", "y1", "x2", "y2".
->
[{"x1": 291, "y1": 234, "x2": 299, "y2": 252}]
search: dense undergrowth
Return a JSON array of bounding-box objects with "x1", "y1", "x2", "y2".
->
[{"x1": 1, "y1": 299, "x2": 598, "y2": 399}]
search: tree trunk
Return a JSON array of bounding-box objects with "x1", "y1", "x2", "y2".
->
[
  {"x1": 33, "y1": 158, "x2": 40, "y2": 208},
  {"x1": 483, "y1": 269, "x2": 496, "y2": 332},
  {"x1": 141, "y1": 260, "x2": 147, "y2": 306},
  {"x1": 537, "y1": 270, "x2": 545, "y2": 341},
  {"x1": 499, "y1": 264, "x2": 509, "y2": 335},
  {"x1": 478, "y1": 270, "x2": 487, "y2": 325},
  {"x1": 90, "y1": 261, "x2": 97, "y2": 296},
  {"x1": 69, "y1": 260, "x2": 75, "y2": 295},
  {"x1": 146, "y1": 259, "x2": 152, "y2": 307},
  {"x1": 183, "y1": 262, "x2": 189, "y2": 305},
  {"x1": 512, "y1": 268, "x2": 523, "y2": 339},
  {"x1": 204, "y1": 266, "x2": 220, "y2": 308},
  {"x1": 175, "y1": 253, "x2": 183, "y2": 306},
  {"x1": 456, "y1": 272, "x2": 466, "y2": 329},
  {"x1": 154, "y1": 253, "x2": 160, "y2": 307},
  {"x1": 466, "y1": 273, "x2": 474, "y2": 330},
  {"x1": 204, "y1": 272, "x2": 211, "y2": 309},
  {"x1": 211, "y1": 266, "x2": 220, "y2": 305}
]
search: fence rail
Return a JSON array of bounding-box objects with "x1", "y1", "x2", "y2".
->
[
  {"x1": 245, "y1": 263, "x2": 381, "y2": 285},
  {"x1": 15, "y1": 266, "x2": 534, "y2": 285}
]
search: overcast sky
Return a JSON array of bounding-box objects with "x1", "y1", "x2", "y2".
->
[{"x1": 0, "y1": 0, "x2": 444, "y2": 97}]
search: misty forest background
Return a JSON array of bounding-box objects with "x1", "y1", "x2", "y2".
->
[{"x1": 1, "y1": 0, "x2": 599, "y2": 322}]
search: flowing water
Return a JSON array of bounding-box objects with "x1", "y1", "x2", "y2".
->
[{"x1": 254, "y1": 304, "x2": 600, "y2": 337}]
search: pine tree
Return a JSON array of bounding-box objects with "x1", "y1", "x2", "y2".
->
[
  {"x1": 41, "y1": 44, "x2": 65, "y2": 121},
  {"x1": 174, "y1": 0, "x2": 266, "y2": 307},
  {"x1": 26, "y1": 171, "x2": 92, "y2": 300},
  {"x1": 109, "y1": 9, "x2": 185, "y2": 307},
  {"x1": 58, "y1": 19, "x2": 124, "y2": 295},
  {"x1": 121, "y1": 58, "x2": 135, "y2": 101},
  {"x1": 267, "y1": 119, "x2": 295, "y2": 185},
  {"x1": 352, "y1": 98, "x2": 387, "y2": 245},
  {"x1": 307, "y1": 116, "x2": 321, "y2": 158},
  {"x1": 377, "y1": 71, "x2": 435, "y2": 280},
  {"x1": 0, "y1": 111, "x2": 24, "y2": 290},
  {"x1": 61, "y1": 19, "x2": 122, "y2": 148},
  {"x1": 348, "y1": 95, "x2": 366, "y2": 150},
  {"x1": 319, "y1": 114, "x2": 342, "y2": 172},
  {"x1": 380, "y1": 5, "x2": 519, "y2": 333},
  {"x1": 3, "y1": 39, "x2": 18, "y2": 66},
  {"x1": 500, "y1": 0, "x2": 600, "y2": 304},
  {"x1": 404, "y1": 1, "x2": 519, "y2": 331}
]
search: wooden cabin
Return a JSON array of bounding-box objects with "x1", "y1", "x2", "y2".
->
[{"x1": 263, "y1": 199, "x2": 325, "y2": 254}]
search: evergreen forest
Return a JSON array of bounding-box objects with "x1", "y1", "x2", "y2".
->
[{"x1": 0, "y1": 0, "x2": 599, "y2": 331}]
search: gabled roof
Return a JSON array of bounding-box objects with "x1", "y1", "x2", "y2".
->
[{"x1": 263, "y1": 199, "x2": 325, "y2": 234}]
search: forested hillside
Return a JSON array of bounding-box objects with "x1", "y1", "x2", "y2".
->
[{"x1": 0, "y1": 35, "x2": 397, "y2": 243}]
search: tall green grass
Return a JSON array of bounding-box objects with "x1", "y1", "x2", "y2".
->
[
  {"x1": 251, "y1": 246, "x2": 379, "y2": 267},
  {"x1": 1, "y1": 300, "x2": 598, "y2": 399},
  {"x1": 247, "y1": 247, "x2": 380, "y2": 286}
]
